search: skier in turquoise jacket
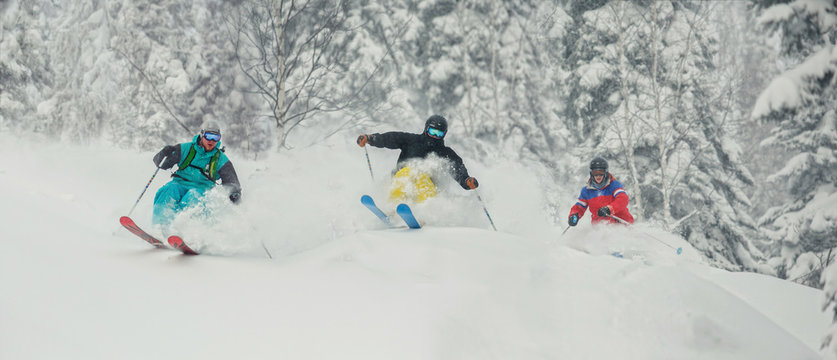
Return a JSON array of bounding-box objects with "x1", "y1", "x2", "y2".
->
[{"x1": 151, "y1": 120, "x2": 241, "y2": 227}]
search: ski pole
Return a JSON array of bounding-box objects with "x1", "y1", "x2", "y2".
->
[
  {"x1": 475, "y1": 190, "x2": 497, "y2": 231},
  {"x1": 363, "y1": 146, "x2": 374, "y2": 180},
  {"x1": 609, "y1": 214, "x2": 683, "y2": 254},
  {"x1": 260, "y1": 240, "x2": 273, "y2": 259},
  {"x1": 608, "y1": 214, "x2": 631, "y2": 225},
  {"x1": 560, "y1": 225, "x2": 571, "y2": 236},
  {"x1": 127, "y1": 158, "x2": 165, "y2": 217}
]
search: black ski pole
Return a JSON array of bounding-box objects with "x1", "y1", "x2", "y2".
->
[
  {"x1": 609, "y1": 214, "x2": 683, "y2": 254},
  {"x1": 260, "y1": 241, "x2": 273, "y2": 259},
  {"x1": 363, "y1": 146, "x2": 374, "y2": 180},
  {"x1": 127, "y1": 158, "x2": 165, "y2": 217},
  {"x1": 475, "y1": 190, "x2": 497, "y2": 231}
]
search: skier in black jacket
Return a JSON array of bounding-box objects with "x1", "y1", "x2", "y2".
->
[{"x1": 357, "y1": 115, "x2": 478, "y2": 202}]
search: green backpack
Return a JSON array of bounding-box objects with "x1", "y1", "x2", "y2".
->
[{"x1": 178, "y1": 146, "x2": 223, "y2": 180}]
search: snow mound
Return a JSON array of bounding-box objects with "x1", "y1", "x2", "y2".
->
[{"x1": 0, "y1": 132, "x2": 825, "y2": 359}]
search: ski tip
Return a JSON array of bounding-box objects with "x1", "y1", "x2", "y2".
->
[
  {"x1": 119, "y1": 216, "x2": 132, "y2": 225},
  {"x1": 676, "y1": 247, "x2": 683, "y2": 255},
  {"x1": 167, "y1": 236, "x2": 199, "y2": 255},
  {"x1": 395, "y1": 203, "x2": 421, "y2": 229}
]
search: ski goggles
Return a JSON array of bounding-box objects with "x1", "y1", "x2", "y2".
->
[
  {"x1": 591, "y1": 170, "x2": 606, "y2": 176},
  {"x1": 427, "y1": 127, "x2": 445, "y2": 138},
  {"x1": 202, "y1": 132, "x2": 221, "y2": 142}
]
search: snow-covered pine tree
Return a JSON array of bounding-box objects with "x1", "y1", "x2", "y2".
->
[
  {"x1": 108, "y1": 0, "x2": 253, "y2": 150},
  {"x1": 371, "y1": 1, "x2": 571, "y2": 166},
  {"x1": 360, "y1": 0, "x2": 486, "y2": 131},
  {"x1": 751, "y1": 0, "x2": 837, "y2": 288},
  {"x1": 669, "y1": 2, "x2": 765, "y2": 272},
  {"x1": 183, "y1": 1, "x2": 267, "y2": 155},
  {"x1": 732, "y1": 3, "x2": 786, "y2": 223},
  {"x1": 0, "y1": 0, "x2": 51, "y2": 134},
  {"x1": 34, "y1": 1, "x2": 141, "y2": 145},
  {"x1": 354, "y1": 0, "x2": 427, "y2": 129},
  {"x1": 485, "y1": 1, "x2": 572, "y2": 174}
]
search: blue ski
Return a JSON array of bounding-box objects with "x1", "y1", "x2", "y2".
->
[
  {"x1": 361, "y1": 195, "x2": 392, "y2": 226},
  {"x1": 396, "y1": 203, "x2": 421, "y2": 229}
]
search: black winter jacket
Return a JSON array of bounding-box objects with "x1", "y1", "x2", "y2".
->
[{"x1": 367, "y1": 131, "x2": 472, "y2": 189}]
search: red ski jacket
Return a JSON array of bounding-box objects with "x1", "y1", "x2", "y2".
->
[{"x1": 569, "y1": 173, "x2": 634, "y2": 225}]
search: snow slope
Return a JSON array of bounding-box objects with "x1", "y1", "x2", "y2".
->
[{"x1": 0, "y1": 132, "x2": 827, "y2": 359}]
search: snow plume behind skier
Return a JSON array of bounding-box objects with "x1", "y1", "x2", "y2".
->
[
  {"x1": 149, "y1": 118, "x2": 246, "y2": 252},
  {"x1": 567, "y1": 157, "x2": 634, "y2": 227},
  {"x1": 152, "y1": 120, "x2": 241, "y2": 217},
  {"x1": 357, "y1": 115, "x2": 479, "y2": 205},
  {"x1": 560, "y1": 157, "x2": 675, "y2": 260}
]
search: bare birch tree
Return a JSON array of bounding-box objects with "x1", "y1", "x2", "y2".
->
[
  {"x1": 603, "y1": 1, "x2": 714, "y2": 227},
  {"x1": 227, "y1": 0, "x2": 384, "y2": 150}
]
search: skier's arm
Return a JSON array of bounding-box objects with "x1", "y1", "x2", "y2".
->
[
  {"x1": 437, "y1": 148, "x2": 477, "y2": 190},
  {"x1": 605, "y1": 185, "x2": 629, "y2": 213},
  {"x1": 218, "y1": 161, "x2": 242, "y2": 203},
  {"x1": 570, "y1": 189, "x2": 589, "y2": 218},
  {"x1": 447, "y1": 151, "x2": 475, "y2": 190},
  {"x1": 153, "y1": 145, "x2": 181, "y2": 170},
  {"x1": 366, "y1": 132, "x2": 413, "y2": 150}
]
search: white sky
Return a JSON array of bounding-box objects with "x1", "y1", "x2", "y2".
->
[{"x1": 0, "y1": 131, "x2": 827, "y2": 359}]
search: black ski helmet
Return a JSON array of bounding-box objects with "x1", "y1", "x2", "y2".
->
[
  {"x1": 590, "y1": 157, "x2": 608, "y2": 173},
  {"x1": 424, "y1": 115, "x2": 448, "y2": 139}
]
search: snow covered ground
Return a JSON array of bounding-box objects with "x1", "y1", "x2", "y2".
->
[{"x1": 0, "y1": 132, "x2": 827, "y2": 359}]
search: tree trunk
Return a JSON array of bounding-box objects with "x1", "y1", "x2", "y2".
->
[
  {"x1": 458, "y1": 1, "x2": 476, "y2": 135},
  {"x1": 614, "y1": 1, "x2": 643, "y2": 222},
  {"x1": 274, "y1": 0, "x2": 287, "y2": 150},
  {"x1": 489, "y1": 0, "x2": 500, "y2": 140},
  {"x1": 650, "y1": 3, "x2": 673, "y2": 228}
]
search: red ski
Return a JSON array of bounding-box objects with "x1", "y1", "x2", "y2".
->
[
  {"x1": 119, "y1": 216, "x2": 168, "y2": 249},
  {"x1": 167, "y1": 236, "x2": 199, "y2": 255},
  {"x1": 119, "y1": 217, "x2": 199, "y2": 255}
]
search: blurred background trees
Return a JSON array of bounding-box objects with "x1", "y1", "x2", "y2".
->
[{"x1": 1, "y1": 0, "x2": 834, "y2": 285}]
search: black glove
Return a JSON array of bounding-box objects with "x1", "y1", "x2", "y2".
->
[
  {"x1": 229, "y1": 192, "x2": 241, "y2": 204},
  {"x1": 568, "y1": 214, "x2": 579, "y2": 227},
  {"x1": 153, "y1": 145, "x2": 178, "y2": 169},
  {"x1": 597, "y1": 206, "x2": 611, "y2": 217}
]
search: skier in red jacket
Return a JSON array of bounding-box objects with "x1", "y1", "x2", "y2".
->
[{"x1": 568, "y1": 157, "x2": 634, "y2": 227}]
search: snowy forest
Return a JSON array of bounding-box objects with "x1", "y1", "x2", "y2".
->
[{"x1": 1, "y1": 0, "x2": 835, "y2": 324}]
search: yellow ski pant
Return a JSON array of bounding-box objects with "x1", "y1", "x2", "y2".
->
[{"x1": 389, "y1": 167, "x2": 436, "y2": 203}]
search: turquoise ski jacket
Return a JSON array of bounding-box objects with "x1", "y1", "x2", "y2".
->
[{"x1": 153, "y1": 135, "x2": 241, "y2": 194}]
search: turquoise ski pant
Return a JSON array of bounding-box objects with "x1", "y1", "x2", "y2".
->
[{"x1": 152, "y1": 181, "x2": 208, "y2": 226}]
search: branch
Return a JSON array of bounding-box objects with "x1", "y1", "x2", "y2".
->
[{"x1": 105, "y1": 7, "x2": 192, "y2": 137}]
